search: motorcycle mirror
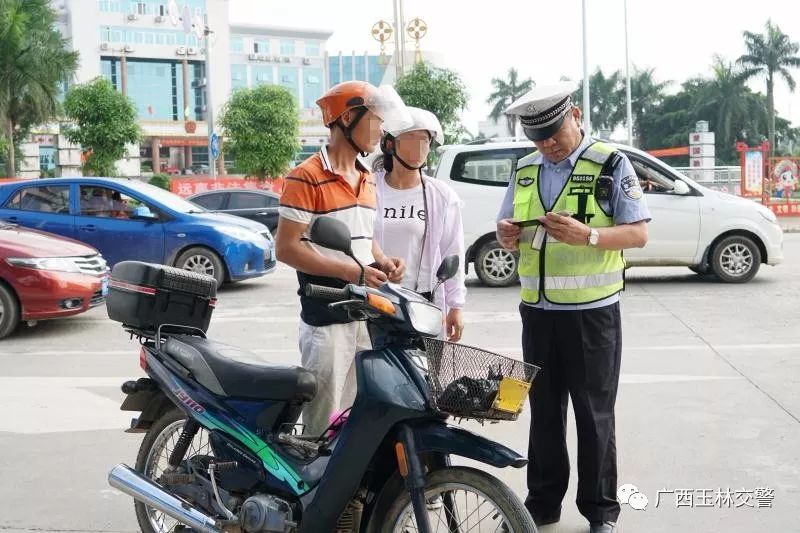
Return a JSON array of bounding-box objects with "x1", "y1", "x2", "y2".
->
[
  {"x1": 310, "y1": 216, "x2": 353, "y2": 254},
  {"x1": 436, "y1": 255, "x2": 460, "y2": 283}
]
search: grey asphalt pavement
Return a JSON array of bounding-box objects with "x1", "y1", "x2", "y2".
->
[{"x1": 1, "y1": 235, "x2": 798, "y2": 532}]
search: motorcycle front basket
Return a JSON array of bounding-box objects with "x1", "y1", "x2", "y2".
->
[{"x1": 422, "y1": 338, "x2": 540, "y2": 421}]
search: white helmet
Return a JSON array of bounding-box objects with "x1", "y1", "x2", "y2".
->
[{"x1": 385, "y1": 106, "x2": 444, "y2": 146}]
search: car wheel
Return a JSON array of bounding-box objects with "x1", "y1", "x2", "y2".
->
[
  {"x1": 175, "y1": 247, "x2": 225, "y2": 287},
  {"x1": 0, "y1": 283, "x2": 20, "y2": 340},
  {"x1": 710, "y1": 235, "x2": 761, "y2": 283},
  {"x1": 475, "y1": 240, "x2": 519, "y2": 287}
]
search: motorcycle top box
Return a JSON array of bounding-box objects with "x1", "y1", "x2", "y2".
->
[{"x1": 107, "y1": 261, "x2": 217, "y2": 333}]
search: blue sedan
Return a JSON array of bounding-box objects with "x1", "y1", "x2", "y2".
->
[{"x1": 0, "y1": 178, "x2": 276, "y2": 286}]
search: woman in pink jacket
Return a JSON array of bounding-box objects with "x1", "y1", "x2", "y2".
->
[{"x1": 373, "y1": 107, "x2": 467, "y2": 341}]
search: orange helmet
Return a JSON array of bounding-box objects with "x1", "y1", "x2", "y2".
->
[{"x1": 316, "y1": 81, "x2": 380, "y2": 127}]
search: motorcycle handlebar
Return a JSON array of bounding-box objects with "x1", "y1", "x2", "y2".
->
[{"x1": 305, "y1": 284, "x2": 350, "y2": 301}]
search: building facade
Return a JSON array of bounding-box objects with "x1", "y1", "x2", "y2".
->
[{"x1": 20, "y1": 1, "x2": 426, "y2": 177}]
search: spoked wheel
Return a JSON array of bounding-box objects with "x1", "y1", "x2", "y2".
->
[
  {"x1": 134, "y1": 410, "x2": 214, "y2": 533},
  {"x1": 475, "y1": 240, "x2": 519, "y2": 287},
  {"x1": 711, "y1": 235, "x2": 761, "y2": 283},
  {"x1": 377, "y1": 467, "x2": 536, "y2": 533}
]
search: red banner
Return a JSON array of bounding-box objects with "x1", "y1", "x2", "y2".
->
[
  {"x1": 170, "y1": 177, "x2": 284, "y2": 197},
  {"x1": 764, "y1": 201, "x2": 800, "y2": 217}
]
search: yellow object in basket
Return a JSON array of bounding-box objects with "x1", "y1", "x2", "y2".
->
[{"x1": 492, "y1": 377, "x2": 531, "y2": 414}]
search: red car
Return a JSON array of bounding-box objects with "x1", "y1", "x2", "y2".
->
[{"x1": 0, "y1": 223, "x2": 109, "y2": 339}]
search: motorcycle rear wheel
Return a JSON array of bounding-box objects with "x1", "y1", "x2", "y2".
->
[{"x1": 133, "y1": 409, "x2": 214, "y2": 533}]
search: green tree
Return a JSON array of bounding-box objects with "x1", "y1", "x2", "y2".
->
[
  {"x1": 0, "y1": 0, "x2": 79, "y2": 176},
  {"x1": 395, "y1": 62, "x2": 469, "y2": 144},
  {"x1": 571, "y1": 68, "x2": 625, "y2": 135},
  {"x1": 219, "y1": 84, "x2": 299, "y2": 180},
  {"x1": 628, "y1": 67, "x2": 670, "y2": 141},
  {"x1": 148, "y1": 173, "x2": 171, "y2": 190},
  {"x1": 63, "y1": 78, "x2": 140, "y2": 176},
  {"x1": 486, "y1": 68, "x2": 534, "y2": 136},
  {"x1": 691, "y1": 56, "x2": 769, "y2": 163},
  {"x1": 738, "y1": 20, "x2": 800, "y2": 155}
]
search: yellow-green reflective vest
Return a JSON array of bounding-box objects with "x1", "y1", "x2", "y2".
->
[{"x1": 513, "y1": 141, "x2": 626, "y2": 305}]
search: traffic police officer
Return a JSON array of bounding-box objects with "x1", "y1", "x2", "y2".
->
[{"x1": 496, "y1": 82, "x2": 651, "y2": 533}]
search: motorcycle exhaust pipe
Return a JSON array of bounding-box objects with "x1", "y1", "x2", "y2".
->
[{"x1": 108, "y1": 464, "x2": 224, "y2": 533}]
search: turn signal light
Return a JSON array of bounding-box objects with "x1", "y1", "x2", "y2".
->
[{"x1": 367, "y1": 293, "x2": 396, "y2": 315}]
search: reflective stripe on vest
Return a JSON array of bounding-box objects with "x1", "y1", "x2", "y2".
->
[{"x1": 513, "y1": 141, "x2": 626, "y2": 305}]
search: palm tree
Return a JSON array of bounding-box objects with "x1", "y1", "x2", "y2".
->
[
  {"x1": 627, "y1": 67, "x2": 670, "y2": 141},
  {"x1": 487, "y1": 68, "x2": 534, "y2": 137},
  {"x1": 692, "y1": 56, "x2": 769, "y2": 162},
  {"x1": 738, "y1": 20, "x2": 800, "y2": 155},
  {"x1": 571, "y1": 68, "x2": 624, "y2": 135},
  {"x1": 0, "y1": 0, "x2": 79, "y2": 176}
]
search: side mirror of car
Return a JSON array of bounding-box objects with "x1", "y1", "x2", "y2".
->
[
  {"x1": 132, "y1": 205, "x2": 157, "y2": 220},
  {"x1": 673, "y1": 179, "x2": 691, "y2": 195}
]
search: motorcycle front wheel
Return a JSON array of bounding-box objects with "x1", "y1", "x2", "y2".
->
[{"x1": 369, "y1": 466, "x2": 537, "y2": 533}]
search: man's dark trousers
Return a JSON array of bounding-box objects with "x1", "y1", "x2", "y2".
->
[{"x1": 520, "y1": 301, "x2": 622, "y2": 524}]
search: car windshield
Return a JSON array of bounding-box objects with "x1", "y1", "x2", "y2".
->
[{"x1": 118, "y1": 182, "x2": 207, "y2": 214}]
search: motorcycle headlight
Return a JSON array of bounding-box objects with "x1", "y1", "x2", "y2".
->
[
  {"x1": 406, "y1": 301, "x2": 443, "y2": 336},
  {"x1": 6, "y1": 257, "x2": 81, "y2": 273}
]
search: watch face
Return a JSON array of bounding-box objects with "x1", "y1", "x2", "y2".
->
[{"x1": 590, "y1": 230, "x2": 599, "y2": 245}]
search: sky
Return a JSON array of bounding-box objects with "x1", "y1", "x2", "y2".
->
[{"x1": 229, "y1": 0, "x2": 800, "y2": 135}]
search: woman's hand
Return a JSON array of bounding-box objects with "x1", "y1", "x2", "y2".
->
[{"x1": 445, "y1": 308, "x2": 464, "y2": 342}]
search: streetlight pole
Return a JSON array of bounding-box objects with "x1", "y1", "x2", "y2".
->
[
  {"x1": 203, "y1": 14, "x2": 216, "y2": 180},
  {"x1": 624, "y1": 0, "x2": 633, "y2": 146},
  {"x1": 392, "y1": 0, "x2": 403, "y2": 79},
  {"x1": 581, "y1": 0, "x2": 591, "y2": 134}
]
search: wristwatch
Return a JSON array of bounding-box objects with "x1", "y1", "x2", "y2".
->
[{"x1": 587, "y1": 228, "x2": 600, "y2": 247}]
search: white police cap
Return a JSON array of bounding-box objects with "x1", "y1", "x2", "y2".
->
[{"x1": 504, "y1": 81, "x2": 579, "y2": 141}]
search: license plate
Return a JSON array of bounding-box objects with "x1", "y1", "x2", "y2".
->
[{"x1": 101, "y1": 277, "x2": 109, "y2": 296}]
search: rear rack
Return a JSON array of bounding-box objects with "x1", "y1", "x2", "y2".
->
[{"x1": 124, "y1": 323, "x2": 207, "y2": 346}]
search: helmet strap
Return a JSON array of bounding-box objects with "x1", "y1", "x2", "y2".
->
[{"x1": 335, "y1": 107, "x2": 369, "y2": 157}]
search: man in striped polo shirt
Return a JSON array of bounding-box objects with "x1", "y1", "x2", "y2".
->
[{"x1": 276, "y1": 81, "x2": 409, "y2": 436}]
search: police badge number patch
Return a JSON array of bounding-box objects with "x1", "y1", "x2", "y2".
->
[
  {"x1": 621, "y1": 175, "x2": 644, "y2": 200},
  {"x1": 518, "y1": 176, "x2": 534, "y2": 187},
  {"x1": 571, "y1": 174, "x2": 594, "y2": 183}
]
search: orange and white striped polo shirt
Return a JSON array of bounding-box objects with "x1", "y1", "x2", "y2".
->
[{"x1": 279, "y1": 145, "x2": 377, "y2": 269}]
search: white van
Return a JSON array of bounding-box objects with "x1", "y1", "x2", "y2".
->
[{"x1": 431, "y1": 140, "x2": 784, "y2": 286}]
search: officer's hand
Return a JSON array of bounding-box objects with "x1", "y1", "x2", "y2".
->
[
  {"x1": 496, "y1": 219, "x2": 521, "y2": 250},
  {"x1": 539, "y1": 212, "x2": 591, "y2": 246}
]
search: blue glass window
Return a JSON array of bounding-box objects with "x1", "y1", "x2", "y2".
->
[
  {"x1": 303, "y1": 68, "x2": 323, "y2": 109},
  {"x1": 329, "y1": 56, "x2": 340, "y2": 86},
  {"x1": 305, "y1": 42, "x2": 320, "y2": 57},
  {"x1": 279, "y1": 66, "x2": 299, "y2": 101},
  {"x1": 230, "y1": 36, "x2": 244, "y2": 53},
  {"x1": 280, "y1": 40, "x2": 295, "y2": 56},
  {"x1": 230, "y1": 64, "x2": 247, "y2": 90},
  {"x1": 252, "y1": 66, "x2": 272, "y2": 86}
]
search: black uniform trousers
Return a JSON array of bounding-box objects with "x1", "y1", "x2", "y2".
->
[{"x1": 520, "y1": 301, "x2": 622, "y2": 524}]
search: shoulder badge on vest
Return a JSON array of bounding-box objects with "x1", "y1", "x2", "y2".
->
[
  {"x1": 518, "y1": 176, "x2": 534, "y2": 187},
  {"x1": 571, "y1": 174, "x2": 594, "y2": 183}
]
